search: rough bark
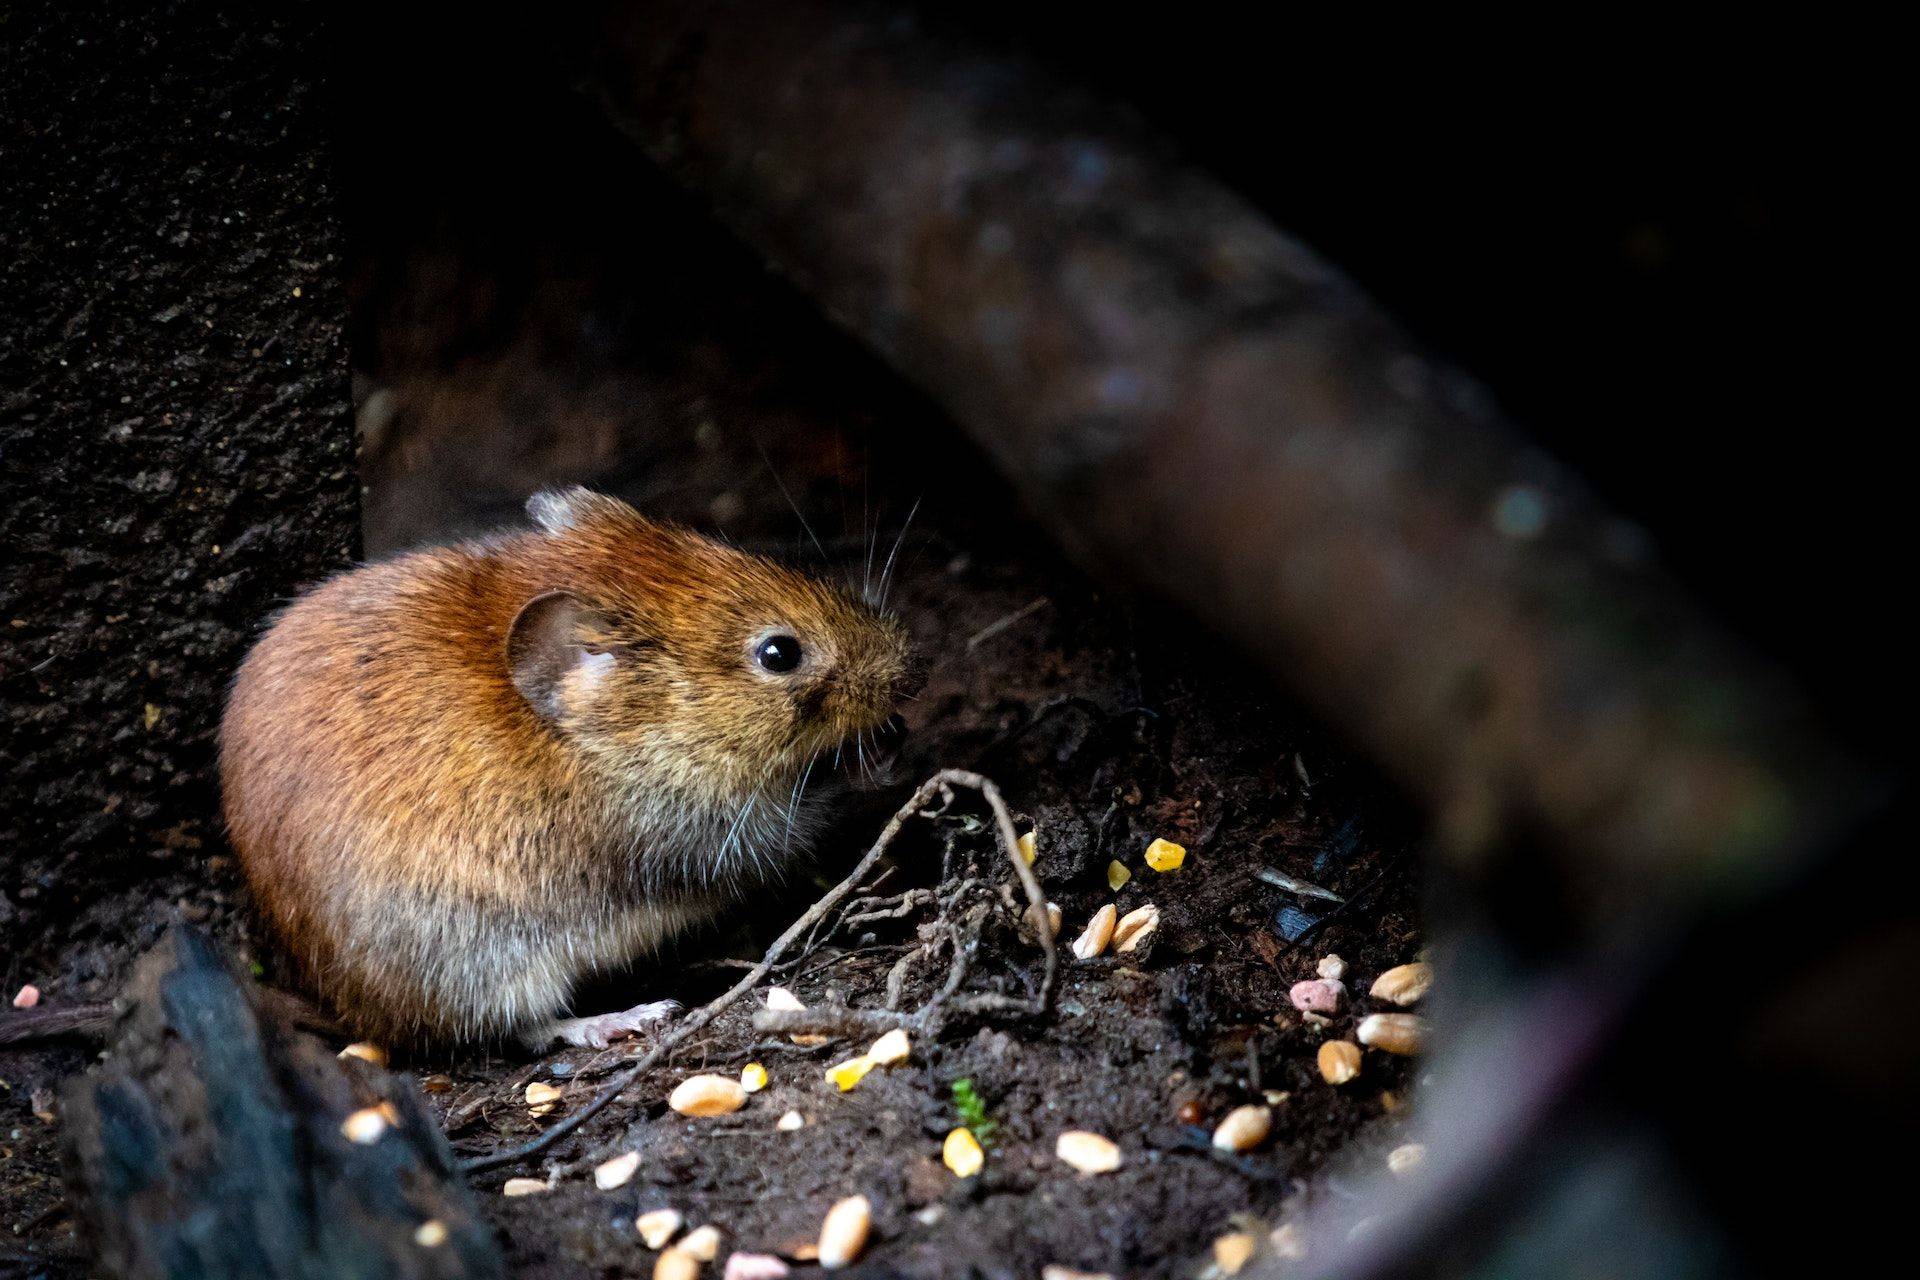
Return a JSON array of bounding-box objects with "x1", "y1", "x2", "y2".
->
[{"x1": 59, "y1": 927, "x2": 503, "y2": 1280}]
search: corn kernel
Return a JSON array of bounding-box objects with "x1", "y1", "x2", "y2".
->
[
  {"x1": 741, "y1": 1062, "x2": 769, "y2": 1092},
  {"x1": 867, "y1": 1028, "x2": 911, "y2": 1065},
  {"x1": 341, "y1": 1107, "x2": 389, "y2": 1144},
  {"x1": 1017, "y1": 830, "x2": 1038, "y2": 865},
  {"x1": 825, "y1": 1055, "x2": 875, "y2": 1091},
  {"x1": 637, "y1": 1208, "x2": 683, "y2": 1249},
  {"x1": 1144, "y1": 838, "x2": 1186, "y2": 872},
  {"x1": 1055, "y1": 1130, "x2": 1123, "y2": 1173},
  {"x1": 1107, "y1": 860, "x2": 1131, "y2": 890},
  {"x1": 942, "y1": 1126, "x2": 984, "y2": 1177},
  {"x1": 338, "y1": 1041, "x2": 388, "y2": 1067}
]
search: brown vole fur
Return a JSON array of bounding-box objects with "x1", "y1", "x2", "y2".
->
[{"x1": 219, "y1": 487, "x2": 911, "y2": 1047}]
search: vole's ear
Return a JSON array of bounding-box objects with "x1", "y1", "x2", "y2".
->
[
  {"x1": 525, "y1": 486, "x2": 633, "y2": 535},
  {"x1": 506, "y1": 591, "x2": 615, "y2": 725}
]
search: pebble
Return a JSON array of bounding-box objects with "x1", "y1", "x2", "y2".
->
[{"x1": 1288, "y1": 978, "x2": 1345, "y2": 1014}]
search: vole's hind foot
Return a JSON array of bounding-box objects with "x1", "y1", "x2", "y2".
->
[{"x1": 541, "y1": 999, "x2": 682, "y2": 1050}]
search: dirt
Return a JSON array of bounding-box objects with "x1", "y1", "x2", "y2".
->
[
  {"x1": 1, "y1": 4, "x2": 1424, "y2": 1277},
  {"x1": 2, "y1": 1, "x2": 355, "y2": 1270}
]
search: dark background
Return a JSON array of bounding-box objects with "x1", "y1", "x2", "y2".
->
[{"x1": 340, "y1": 5, "x2": 1905, "y2": 767}]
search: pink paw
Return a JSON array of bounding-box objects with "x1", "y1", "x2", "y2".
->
[{"x1": 547, "y1": 999, "x2": 682, "y2": 1049}]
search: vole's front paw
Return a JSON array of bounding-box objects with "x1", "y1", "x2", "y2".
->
[{"x1": 544, "y1": 999, "x2": 682, "y2": 1050}]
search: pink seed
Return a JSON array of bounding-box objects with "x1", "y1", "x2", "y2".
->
[{"x1": 12, "y1": 984, "x2": 40, "y2": 1010}]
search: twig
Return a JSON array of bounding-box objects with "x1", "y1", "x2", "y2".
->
[{"x1": 459, "y1": 768, "x2": 1053, "y2": 1173}]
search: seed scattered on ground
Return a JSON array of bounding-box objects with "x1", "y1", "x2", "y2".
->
[
  {"x1": 1263, "y1": 1089, "x2": 1290, "y2": 1106},
  {"x1": 1318, "y1": 1040, "x2": 1362, "y2": 1085},
  {"x1": 1317, "y1": 954, "x2": 1347, "y2": 981},
  {"x1": 1072, "y1": 903, "x2": 1117, "y2": 959},
  {"x1": 741, "y1": 1062, "x2": 769, "y2": 1093},
  {"x1": 817, "y1": 1194, "x2": 872, "y2": 1269},
  {"x1": 943, "y1": 1126, "x2": 984, "y2": 1177},
  {"x1": 638, "y1": 1208, "x2": 684, "y2": 1248},
  {"x1": 680, "y1": 1225, "x2": 722, "y2": 1262},
  {"x1": 595, "y1": 1151, "x2": 641, "y2": 1190},
  {"x1": 1370, "y1": 962, "x2": 1433, "y2": 1006},
  {"x1": 1211, "y1": 1104, "x2": 1272, "y2": 1152},
  {"x1": 1213, "y1": 1232, "x2": 1257, "y2": 1275},
  {"x1": 1107, "y1": 860, "x2": 1131, "y2": 891},
  {"x1": 1388, "y1": 1142, "x2": 1427, "y2": 1176},
  {"x1": 11, "y1": 984, "x2": 40, "y2": 1010},
  {"x1": 777, "y1": 1109, "x2": 805, "y2": 1131},
  {"x1": 1113, "y1": 903, "x2": 1159, "y2": 952},
  {"x1": 654, "y1": 1247, "x2": 699, "y2": 1280},
  {"x1": 1017, "y1": 830, "x2": 1037, "y2": 865},
  {"x1": 1044, "y1": 902, "x2": 1062, "y2": 937},
  {"x1": 1269, "y1": 1223, "x2": 1306, "y2": 1260},
  {"x1": 825, "y1": 1055, "x2": 876, "y2": 1091},
  {"x1": 1041, "y1": 1269, "x2": 1114, "y2": 1280},
  {"x1": 341, "y1": 1106, "x2": 389, "y2": 1144},
  {"x1": 1357, "y1": 1012, "x2": 1427, "y2": 1055},
  {"x1": 767, "y1": 986, "x2": 827, "y2": 1045},
  {"x1": 1144, "y1": 837, "x2": 1186, "y2": 872},
  {"x1": 525, "y1": 1081, "x2": 563, "y2": 1116},
  {"x1": 502, "y1": 1177, "x2": 548, "y2": 1197},
  {"x1": 1055, "y1": 1130, "x2": 1124, "y2": 1174},
  {"x1": 414, "y1": 1219, "x2": 448, "y2": 1247},
  {"x1": 671, "y1": 1073, "x2": 748, "y2": 1115},
  {"x1": 724, "y1": 1253, "x2": 792, "y2": 1280},
  {"x1": 867, "y1": 1027, "x2": 911, "y2": 1065},
  {"x1": 1289, "y1": 978, "x2": 1345, "y2": 1014},
  {"x1": 338, "y1": 1041, "x2": 387, "y2": 1067}
]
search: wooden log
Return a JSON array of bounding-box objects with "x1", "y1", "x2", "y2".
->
[{"x1": 57, "y1": 926, "x2": 503, "y2": 1280}]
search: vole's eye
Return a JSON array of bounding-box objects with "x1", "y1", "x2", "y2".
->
[{"x1": 754, "y1": 634, "x2": 803, "y2": 674}]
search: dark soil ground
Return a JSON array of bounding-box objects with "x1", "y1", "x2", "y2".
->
[{"x1": 2, "y1": 3, "x2": 1426, "y2": 1276}]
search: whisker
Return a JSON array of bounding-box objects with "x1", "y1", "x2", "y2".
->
[
  {"x1": 752, "y1": 432, "x2": 831, "y2": 567},
  {"x1": 877, "y1": 494, "x2": 922, "y2": 613}
]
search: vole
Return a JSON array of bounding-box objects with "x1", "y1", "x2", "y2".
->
[{"x1": 218, "y1": 487, "x2": 912, "y2": 1048}]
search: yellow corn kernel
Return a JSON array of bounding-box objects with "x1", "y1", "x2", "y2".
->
[
  {"x1": 942, "y1": 1126, "x2": 984, "y2": 1177},
  {"x1": 1017, "y1": 830, "x2": 1038, "y2": 865},
  {"x1": 740, "y1": 1062, "x2": 769, "y2": 1093},
  {"x1": 1107, "y1": 860, "x2": 1131, "y2": 891},
  {"x1": 825, "y1": 1055, "x2": 875, "y2": 1091},
  {"x1": 1144, "y1": 838, "x2": 1186, "y2": 872}
]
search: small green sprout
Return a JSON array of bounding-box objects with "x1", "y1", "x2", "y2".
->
[{"x1": 951, "y1": 1077, "x2": 998, "y2": 1146}]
